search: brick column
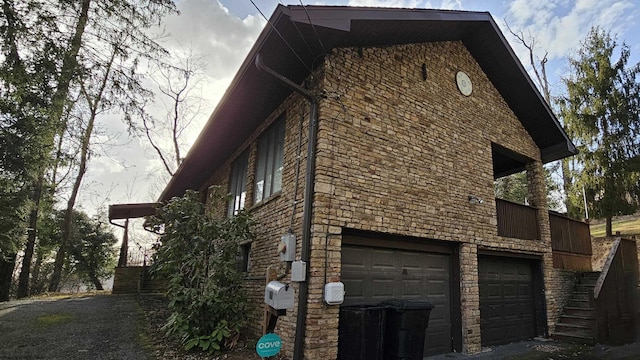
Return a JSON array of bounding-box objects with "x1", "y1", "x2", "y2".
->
[
  {"x1": 460, "y1": 243, "x2": 481, "y2": 353},
  {"x1": 525, "y1": 160, "x2": 551, "y2": 243},
  {"x1": 526, "y1": 160, "x2": 556, "y2": 334}
]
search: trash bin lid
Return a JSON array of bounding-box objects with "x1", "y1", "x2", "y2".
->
[
  {"x1": 380, "y1": 299, "x2": 434, "y2": 311},
  {"x1": 341, "y1": 304, "x2": 388, "y2": 310}
]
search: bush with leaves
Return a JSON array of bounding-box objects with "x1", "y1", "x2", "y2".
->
[{"x1": 148, "y1": 188, "x2": 254, "y2": 353}]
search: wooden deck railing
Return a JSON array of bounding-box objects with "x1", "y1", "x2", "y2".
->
[
  {"x1": 495, "y1": 199, "x2": 594, "y2": 270},
  {"x1": 549, "y1": 212, "x2": 592, "y2": 271},
  {"x1": 593, "y1": 237, "x2": 638, "y2": 345},
  {"x1": 495, "y1": 198, "x2": 540, "y2": 240}
]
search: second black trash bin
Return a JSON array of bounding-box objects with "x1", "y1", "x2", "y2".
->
[
  {"x1": 380, "y1": 299, "x2": 434, "y2": 360},
  {"x1": 338, "y1": 305, "x2": 386, "y2": 360}
]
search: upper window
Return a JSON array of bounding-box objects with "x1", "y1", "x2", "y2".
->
[
  {"x1": 254, "y1": 116, "x2": 285, "y2": 203},
  {"x1": 228, "y1": 151, "x2": 248, "y2": 216}
]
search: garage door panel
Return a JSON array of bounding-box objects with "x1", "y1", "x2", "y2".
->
[
  {"x1": 402, "y1": 280, "x2": 422, "y2": 296},
  {"x1": 479, "y1": 256, "x2": 537, "y2": 347},
  {"x1": 341, "y1": 247, "x2": 366, "y2": 269},
  {"x1": 427, "y1": 279, "x2": 447, "y2": 297},
  {"x1": 372, "y1": 249, "x2": 395, "y2": 269},
  {"x1": 343, "y1": 279, "x2": 364, "y2": 298},
  {"x1": 427, "y1": 326, "x2": 452, "y2": 355},
  {"x1": 372, "y1": 279, "x2": 394, "y2": 299},
  {"x1": 342, "y1": 245, "x2": 453, "y2": 356}
]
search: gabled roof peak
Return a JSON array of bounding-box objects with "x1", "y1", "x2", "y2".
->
[{"x1": 159, "y1": 5, "x2": 575, "y2": 202}]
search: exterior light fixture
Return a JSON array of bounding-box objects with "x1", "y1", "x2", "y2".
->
[{"x1": 468, "y1": 195, "x2": 484, "y2": 204}]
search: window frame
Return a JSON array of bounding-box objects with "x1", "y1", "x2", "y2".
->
[
  {"x1": 254, "y1": 115, "x2": 285, "y2": 204},
  {"x1": 228, "y1": 150, "x2": 249, "y2": 217},
  {"x1": 237, "y1": 242, "x2": 251, "y2": 272}
]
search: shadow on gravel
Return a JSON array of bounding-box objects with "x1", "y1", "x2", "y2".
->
[
  {"x1": 426, "y1": 339, "x2": 640, "y2": 360},
  {"x1": 0, "y1": 293, "x2": 150, "y2": 360}
]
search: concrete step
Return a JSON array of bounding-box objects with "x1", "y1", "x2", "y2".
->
[
  {"x1": 552, "y1": 331, "x2": 595, "y2": 345},
  {"x1": 557, "y1": 314, "x2": 595, "y2": 327},
  {"x1": 575, "y1": 284, "x2": 596, "y2": 293},
  {"x1": 564, "y1": 306, "x2": 595, "y2": 317},
  {"x1": 570, "y1": 291, "x2": 592, "y2": 302},
  {"x1": 555, "y1": 322, "x2": 593, "y2": 335},
  {"x1": 567, "y1": 299, "x2": 592, "y2": 308},
  {"x1": 578, "y1": 272, "x2": 601, "y2": 286}
]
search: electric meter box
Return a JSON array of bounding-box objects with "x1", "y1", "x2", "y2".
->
[
  {"x1": 265, "y1": 281, "x2": 295, "y2": 310},
  {"x1": 280, "y1": 233, "x2": 296, "y2": 262}
]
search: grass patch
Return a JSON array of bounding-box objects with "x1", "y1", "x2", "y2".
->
[
  {"x1": 590, "y1": 216, "x2": 640, "y2": 238},
  {"x1": 35, "y1": 313, "x2": 73, "y2": 328}
]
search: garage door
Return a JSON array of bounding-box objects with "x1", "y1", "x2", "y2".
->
[
  {"x1": 341, "y1": 245, "x2": 452, "y2": 356},
  {"x1": 478, "y1": 256, "x2": 537, "y2": 346}
]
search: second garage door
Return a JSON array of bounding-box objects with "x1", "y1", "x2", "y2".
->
[
  {"x1": 341, "y1": 244, "x2": 453, "y2": 356},
  {"x1": 478, "y1": 256, "x2": 539, "y2": 346}
]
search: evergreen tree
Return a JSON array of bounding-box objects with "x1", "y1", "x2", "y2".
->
[{"x1": 559, "y1": 27, "x2": 640, "y2": 236}]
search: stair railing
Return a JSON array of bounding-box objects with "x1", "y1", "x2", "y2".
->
[
  {"x1": 591, "y1": 236, "x2": 638, "y2": 345},
  {"x1": 593, "y1": 237, "x2": 620, "y2": 300}
]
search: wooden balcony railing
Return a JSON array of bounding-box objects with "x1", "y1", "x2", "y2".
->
[
  {"x1": 496, "y1": 199, "x2": 593, "y2": 271},
  {"x1": 549, "y1": 211, "x2": 592, "y2": 271},
  {"x1": 495, "y1": 198, "x2": 540, "y2": 240}
]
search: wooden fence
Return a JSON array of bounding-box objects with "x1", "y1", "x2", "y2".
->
[
  {"x1": 549, "y1": 212, "x2": 592, "y2": 271},
  {"x1": 496, "y1": 198, "x2": 540, "y2": 240},
  {"x1": 496, "y1": 200, "x2": 593, "y2": 271}
]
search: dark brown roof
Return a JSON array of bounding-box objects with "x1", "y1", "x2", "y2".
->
[
  {"x1": 159, "y1": 5, "x2": 576, "y2": 202},
  {"x1": 108, "y1": 203, "x2": 160, "y2": 220}
]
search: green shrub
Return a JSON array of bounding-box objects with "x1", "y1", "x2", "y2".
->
[{"x1": 148, "y1": 188, "x2": 254, "y2": 353}]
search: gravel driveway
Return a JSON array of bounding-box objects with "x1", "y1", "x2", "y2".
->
[{"x1": 0, "y1": 294, "x2": 150, "y2": 360}]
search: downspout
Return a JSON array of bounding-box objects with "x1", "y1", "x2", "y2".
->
[{"x1": 255, "y1": 54, "x2": 318, "y2": 360}]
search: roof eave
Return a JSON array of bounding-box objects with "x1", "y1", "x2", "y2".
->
[{"x1": 158, "y1": 5, "x2": 577, "y2": 202}]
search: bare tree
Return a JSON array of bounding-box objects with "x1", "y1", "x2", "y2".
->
[
  {"x1": 142, "y1": 48, "x2": 207, "y2": 177},
  {"x1": 505, "y1": 21, "x2": 575, "y2": 216}
]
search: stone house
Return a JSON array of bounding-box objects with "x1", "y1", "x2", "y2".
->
[{"x1": 156, "y1": 5, "x2": 589, "y2": 359}]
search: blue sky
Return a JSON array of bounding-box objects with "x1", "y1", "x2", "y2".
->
[
  {"x1": 90, "y1": 0, "x2": 639, "y2": 243},
  {"x1": 218, "y1": 0, "x2": 640, "y2": 94}
]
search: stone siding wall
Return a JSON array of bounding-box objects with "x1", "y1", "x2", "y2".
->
[
  {"x1": 112, "y1": 266, "x2": 143, "y2": 294},
  {"x1": 317, "y1": 41, "x2": 555, "y2": 353},
  {"x1": 201, "y1": 40, "x2": 562, "y2": 358},
  {"x1": 201, "y1": 93, "x2": 311, "y2": 358},
  {"x1": 545, "y1": 269, "x2": 578, "y2": 331}
]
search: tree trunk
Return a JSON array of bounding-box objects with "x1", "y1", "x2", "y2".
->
[
  {"x1": 0, "y1": 254, "x2": 16, "y2": 301},
  {"x1": 606, "y1": 216, "x2": 613, "y2": 237},
  {"x1": 89, "y1": 272, "x2": 103, "y2": 291},
  {"x1": 17, "y1": 173, "x2": 44, "y2": 298},
  {"x1": 561, "y1": 159, "x2": 575, "y2": 216},
  {"x1": 46, "y1": 0, "x2": 91, "y2": 292},
  {"x1": 49, "y1": 32, "x2": 114, "y2": 292},
  {"x1": 31, "y1": 250, "x2": 44, "y2": 295}
]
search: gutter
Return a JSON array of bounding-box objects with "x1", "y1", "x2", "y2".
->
[{"x1": 255, "y1": 54, "x2": 318, "y2": 360}]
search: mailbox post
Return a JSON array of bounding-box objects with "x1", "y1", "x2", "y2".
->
[{"x1": 264, "y1": 281, "x2": 295, "y2": 333}]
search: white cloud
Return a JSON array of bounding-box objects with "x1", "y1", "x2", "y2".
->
[
  {"x1": 504, "y1": 0, "x2": 637, "y2": 61},
  {"x1": 81, "y1": 0, "x2": 268, "y2": 217},
  {"x1": 79, "y1": 0, "x2": 639, "y2": 221},
  {"x1": 159, "y1": 0, "x2": 265, "y2": 97},
  {"x1": 440, "y1": 0, "x2": 462, "y2": 10}
]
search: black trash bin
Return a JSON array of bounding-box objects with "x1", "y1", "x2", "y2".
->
[
  {"x1": 338, "y1": 305, "x2": 387, "y2": 360},
  {"x1": 380, "y1": 299, "x2": 434, "y2": 360}
]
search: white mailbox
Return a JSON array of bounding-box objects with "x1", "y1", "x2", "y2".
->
[{"x1": 265, "y1": 281, "x2": 295, "y2": 310}]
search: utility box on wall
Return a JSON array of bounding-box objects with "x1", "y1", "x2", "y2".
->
[
  {"x1": 265, "y1": 281, "x2": 295, "y2": 310},
  {"x1": 279, "y1": 233, "x2": 296, "y2": 262}
]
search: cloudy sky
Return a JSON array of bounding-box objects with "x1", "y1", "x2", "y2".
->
[{"x1": 85, "y1": 0, "x2": 640, "y2": 243}]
